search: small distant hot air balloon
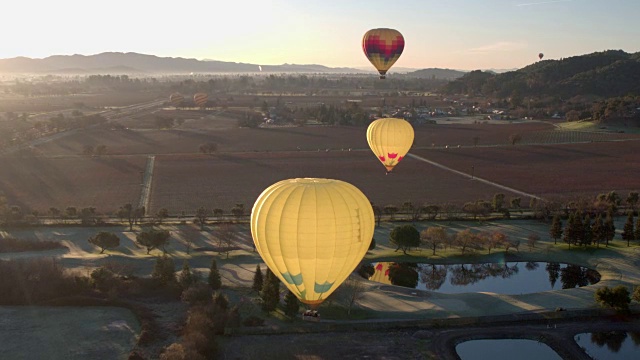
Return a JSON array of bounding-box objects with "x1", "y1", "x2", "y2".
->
[
  {"x1": 366, "y1": 118, "x2": 414, "y2": 173},
  {"x1": 169, "y1": 93, "x2": 184, "y2": 106},
  {"x1": 362, "y1": 28, "x2": 404, "y2": 79},
  {"x1": 251, "y1": 178, "x2": 375, "y2": 309},
  {"x1": 538, "y1": 53, "x2": 544, "y2": 60},
  {"x1": 193, "y1": 93, "x2": 208, "y2": 107}
]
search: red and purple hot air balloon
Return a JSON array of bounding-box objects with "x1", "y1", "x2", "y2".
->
[{"x1": 362, "y1": 28, "x2": 405, "y2": 79}]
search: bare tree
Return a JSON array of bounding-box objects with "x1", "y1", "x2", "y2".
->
[
  {"x1": 217, "y1": 224, "x2": 235, "y2": 259},
  {"x1": 421, "y1": 226, "x2": 448, "y2": 255},
  {"x1": 527, "y1": 233, "x2": 540, "y2": 251},
  {"x1": 342, "y1": 276, "x2": 368, "y2": 317},
  {"x1": 195, "y1": 206, "x2": 210, "y2": 230}
]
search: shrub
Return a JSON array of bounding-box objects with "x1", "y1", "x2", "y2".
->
[
  {"x1": 633, "y1": 286, "x2": 640, "y2": 303},
  {"x1": 0, "y1": 258, "x2": 87, "y2": 305},
  {"x1": 90, "y1": 267, "x2": 115, "y2": 293},
  {"x1": 0, "y1": 237, "x2": 66, "y2": 253},
  {"x1": 595, "y1": 285, "x2": 631, "y2": 311},
  {"x1": 181, "y1": 283, "x2": 212, "y2": 306}
]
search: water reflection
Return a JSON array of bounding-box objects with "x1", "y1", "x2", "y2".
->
[
  {"x1": 575, "y1": 332, "x2": 640, "y2": 359},
  {"x1": 456, "y1": 339, "x2": 562, "y2": 360},
  {"x1": 368, "y1": 262, "x2": 600, "y2": 294}
]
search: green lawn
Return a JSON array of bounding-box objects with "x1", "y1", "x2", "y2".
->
[{"x1": 1, "y1": 219, "x2": 639, "y2": 324}]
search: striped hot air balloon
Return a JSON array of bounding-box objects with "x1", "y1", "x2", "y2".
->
[
  {"x1": 169, "y1": 93, "x2": 184, "y2": 106},
  {"x1": 194, "y1": 92, "x2": 208, "y2": 107},
  {"x1": 362, "y1": 28, "x2": 405, "y2": 79}
]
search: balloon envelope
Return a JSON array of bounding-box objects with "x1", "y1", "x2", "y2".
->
[
  {"x1": 362, "y1": 28, "x2": 404, "y2": 79},
  {"x1": 194, "y1": 93, "x2": 208, "y2": 107},
  {"x1": 251, "y1": 178, "x2": 375, "y2": 308},
  {"x1": 169, "y1": 93, "x2": 184, "y2": 105},
  {"x1": 538, "y1": 53, "x2": 544, "y2": 60},
  {"x1": 366, "y1": 118, "x2": 414, "y2": 172}
]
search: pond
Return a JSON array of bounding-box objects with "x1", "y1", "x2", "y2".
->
[
  {"x1": 456, "y1": 339, "x2": 562, "y2": 360},
  {"x1": 365, "y1": 262, "x2": 600, "y2": 294},
  {"x1": 575, "y1": 332, "x2": 640, "y2": 360}
]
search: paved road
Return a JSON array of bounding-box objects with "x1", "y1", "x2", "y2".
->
[
  {"x1": 0, "y1": 98, "x2": 164, "y2": 155},
  {"x1": 138, "y1": 155, "x2": 155, "y2": 210}
]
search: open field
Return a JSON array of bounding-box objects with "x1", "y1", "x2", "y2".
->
[
  {"x1": 413, "y1": 140, "x2": 640, "y2": 201},
  {"x1": 32, "y1": 121, "x2": 570, "y2": 156},
  {"x1": 0, "y1": 118, "x2": 640, "y2": 214},
  {"x1": 0, "y1": 154, "x2": 147, "y2": 212},
  {"x1": 0, "y1": 306, "x2": 139, "y2": 360},
  {"x1": 149, "y1": 151, "x2": 525, "y2": 214},
  {"x1": 3, "y1": 120, "x2": 640, "y2": 214},
  {"x1": 0, "y1": 91, "x2": 163, "y2": 113}
]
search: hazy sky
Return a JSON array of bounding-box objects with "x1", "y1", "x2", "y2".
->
[{"x1": 2, "y1": 0, "x2": 639, "y2": 70}]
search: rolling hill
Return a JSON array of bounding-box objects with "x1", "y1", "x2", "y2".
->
[{"x1": 441, "y1": 50, "x2": 640, "y2": 99}]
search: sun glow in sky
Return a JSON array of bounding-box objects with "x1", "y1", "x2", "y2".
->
[{"x1": 2, "y1": 0, "x2": 639, "y2": 70}]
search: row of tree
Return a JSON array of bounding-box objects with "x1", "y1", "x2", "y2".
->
[{"x1": 389, "y1": 224, "x2": 522, "y2": 256}]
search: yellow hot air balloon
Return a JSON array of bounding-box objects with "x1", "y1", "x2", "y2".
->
[
  {"x1": 366, "y1": 118, "x2": 414, "y2": 173},
  {"x1": 251, "y1": 178, "x2": 375, "y2": 309},
  {"x1": 194, "y1": 92, "x2": 208, "y2": 107},
  {"x1": 369, "y1": 262, "x2": 392, "y2": 285}
]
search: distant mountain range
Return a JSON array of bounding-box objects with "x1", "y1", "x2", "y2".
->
[
  {"x1": 0, "y1": 51, "x2": 508, "y2": 79},
  {"x1": 0, "y1": 52, "x2": 371, "y2": 75}
]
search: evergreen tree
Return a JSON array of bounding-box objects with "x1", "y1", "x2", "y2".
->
[
  {"x1": 573, "y1": 212, "x2": 584, "y2": 247},
  {"x1": 213, "y1": 292, "x2": 229, "y2": 311},
  {"x1": 622, "y1": 211, "x2": 635, "y2": 247},
  {"x1": 592, "y1": 213, "x2": 604, "y2": 248},
  {"x1": 634, "y1": 216, "x2": 640, "y2": 242},
  {"x1": 492, "y1": 193, "x2": 505, "y2": 212},
  {"x1": 563, "y1": 213, "x2": 575, "y2": 249},
  {"x1": 550, "y1": 214, "x2": 563, "y2": 245},
  {"x1": 178, "y1": 260, "x2": 195, "y2": 289},
  {"x1": 582, "y1": 215, "x2": 593, "y2": 247},
  {"x1": 268, "y1": 269, "x2": 280, "y2": 303},
  {"x1": 208, "y1": 258, "x2": 222, "y2": 290},
  {"x1": 283, "y1": 290, "x2": 300, "y2": 318},
  {"x1": 604, "y1": 211, "x2": 616, "y2": 247},
  {"x1": 152, "y1": 255, "x2": 176, "y2": 285},
  {"x1": 260, "y1": 269, "x2": 280, "y2": 312},
  {"x1": 252, "y1": 265, "x2": 264, "y2": 292}
]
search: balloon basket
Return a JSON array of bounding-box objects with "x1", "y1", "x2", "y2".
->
[{"x1": 302, "y1": 310, "x2": 321, "y2": 322}]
